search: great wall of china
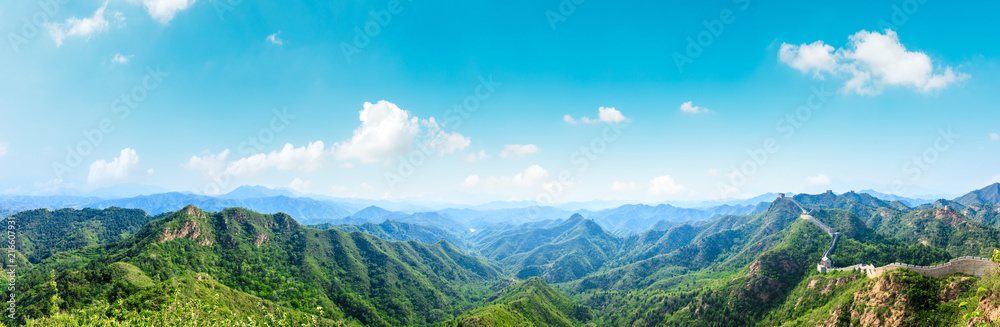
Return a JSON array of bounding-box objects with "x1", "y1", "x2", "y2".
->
[{"x1": 778, "y1": 194, "x2": 999, "y2": 278}]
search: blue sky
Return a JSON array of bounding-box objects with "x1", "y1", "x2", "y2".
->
[{"x1": 0, "y1": 0, "x2": 997, "y2": 203}]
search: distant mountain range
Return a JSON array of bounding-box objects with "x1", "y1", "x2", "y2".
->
[
  {"x1": 9, "y1": 182, "x2": 1000, "y2": 325},
  {"x1": 4, "y1": 183, "x2": 1000, "y2": 235}
]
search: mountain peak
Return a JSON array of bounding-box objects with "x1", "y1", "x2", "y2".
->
[{"x1": 954, "y1": 182, "x2": 1000, "y2": 206}]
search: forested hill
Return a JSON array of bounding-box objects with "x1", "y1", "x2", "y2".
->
[
  {"x1": 6, "y1": 207, "x2": 158, "y2": 265},
  {"x1": 10, "y1": 205, "x2": 501, "y2": 326},
  {"x1": 6, "y1": 186, "x2": 1000, "y2": 326}
]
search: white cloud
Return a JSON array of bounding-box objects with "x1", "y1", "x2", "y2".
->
[
  {"x1": 136, "y1": 0, "x2": 196, "y2": 24},
  {"x1": 464, "y1": 150, "x2": 490, "y2": 163},
  {"x1": 422, "y1": 118, "x2": 471, "y2": 155},
  {"x1": 610, "y1": 181, "x2": 637, "y2": 193},
  {"x1": 182, "y1": 149, "x2": 230, "y2": 175},
  {"x1": 226, "y1": 141, "x2": 327, "y2": 176},
  {"x1": 465, "y1": 165, "x2": 549, "y2": 188},
  {"x1": 679, "y1": 101, "x2": 711, "y2": 114},
  {"x1": 359, "y1": 182, "x2": 375, "y2": 192},
  {"x1": 267, "y1": 31, "x2": 283, "y2": 45},
  {"x1": 778, "y1": 41, "x2": 838, "y2": 77},
  {"x1": 779, "y1": 29, "x2": 968, "y2": 95},
  {"x1": 993, "y1": 175, "x2": 1000, "y2": 183},
  {"x1": 333, "y1": 100, "x2": 421, "y2": 163},
  {"x1": 463, "y1": 175, "x2": 481, "y2": 187},
  {"x1": 648, "y1": 175, "x2": 686, "y2": 196},
  {"x1": 990, "y1": 133, "x2": 998, "y2": 141},
  {"x1": 512, "y1": 165, "x2": 549, "y2": 186},
  {"x1": 565, "y1": 107, "x2": 630, "y2": 125},
  {"x1": 87, "y1": 148, "x2": 152, "y2": 185},
  {"x1": 499, "y1": 144, "x2": 540, "y2": 159},
  {"x1": 112, "y1": 53, "x2": 133, "y2": 65},
  {"x1": 806, "y1": 173, "x2": 832, "y2": 186},
  {"x1": 708, "y1": 168, "x2": 719, "y2": 176},
  {"x1": 46, "y1": 2, "x2": 114, "y2": 47},
  {"x1": 289, "y1": 178, "x2": 311, "y2": 193},
  {"x1": 0, "y1": 141, "x2": 7, "y2": 157}
]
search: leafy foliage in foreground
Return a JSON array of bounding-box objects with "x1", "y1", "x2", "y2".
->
[{"x1": 24, "y1": 272, "x2": 356, "y2": 327}]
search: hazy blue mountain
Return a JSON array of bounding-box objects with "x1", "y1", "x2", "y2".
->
[
  {"x1": 859, "y1": 189, "x2": 933, "y2": 206},
  {"x1": 349, "y1": 205, "x2": 409, "y2": 222},
  {"x1": 217, "y1": 185, "x2": 298, "y2": 199},
  {"x1": 85, "y1": 184, "x2": 171, "y2": 198},
  {"x1": 587, "y1": 203, "x2": 765, "y2": 236}
]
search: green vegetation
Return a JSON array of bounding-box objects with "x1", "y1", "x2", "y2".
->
[
  {"x1": 6, "y1": 206, "x2": 500, "y2": 327},
  {"x1": 7, "y1": 188, "x2": 1000, "y2": 326},
  {"x1": 7, "y1": 207, "x2": 158, "y2": 264},
  {"x1": 447, "y1": 277, "x2": 591, "y2": 327}
]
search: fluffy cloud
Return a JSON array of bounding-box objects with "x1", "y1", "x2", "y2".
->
[
  {"x1": 267, "y1": 31, "x2": 283, "y2": 45},
  {"x1": 87, "y1": 148, "x2": 152, "y2": 185},
  {"x1": 463, "y1": 165, "x2": 549, "y2": 187},
  {"x1": 610, "y1": 181, "x2": 637, "y2": 192},
  {"x1": 565, "y1": 107, "x2": 630, "y2": 124},
  {"x1": 464, "y1": 150, "x2": 490, "y2": 163},
  {"x1": 462, "y1": 175, "x2": 481, "y2": 187},
  {"x1": 289, "y1": 178, "x2": 311, "y2": 193},
  {"x1": 0, "y1": 141, "x2": 7, "y2": 157},
  {"x1": 137, "y1": 0, "x2": 196, "y2": 24},
  {"x1": 499, "y1": 144, "x2": 540, "y2": 159},
  {"x1": 112, "y1": 53, "x2": 133, "y2": 65},
  {"x1": 806, "y1": 173, "x2": 832, "y2": 186},
  {"x1": 648, "y1": 175, "x2": 686, "y2": 196},
  {"x1": 779, "y1": 29, "x2": 968, "y2": 95},
  {"x1": 226, "y1": 141, "x2": 327, "y2": 176},
  {"x1": 422, "y1": 118, "x2": 471, "y2": 155},
  {"x1": 778, "y1": 41, "x2": 838, "y2": 77},
  {"x1": 333, "y1": 100, "x2": 421, "y2": 163},
  {"x1": 46, "y1": 2, "x2": 116, "y2": 47},
  {"x1": 990, "y1": 133, "x2": 998, "y2": 141},
  {"x1": 679, "y1": 101, "x2": 711, "y2": 114},
  {"x1": 182, "y1": 149, "x2": 229, "y2": 176}
]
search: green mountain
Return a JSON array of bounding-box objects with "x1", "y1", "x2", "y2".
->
[
  {"x1": 11, "y1": 205, "x2": 500, "y2": 326},
  {"x1": 8, "y1": 186, "x2": 1000, "y2": 326},
  {"x1": 448, "y1": 277, "x2": 591, "y2": 327},
  {"x1": 473, "y1": 214, "x2": 620, "y2": 283},
  {"x1": 954, "y1": 183, "x2": 1000, "y2": 206},
  {"x1": 8, "y1": 207, "x2": 158, "y2": 264},
  {"x1": 307, "y1": 219, "x2": 471, "y2": 251}
]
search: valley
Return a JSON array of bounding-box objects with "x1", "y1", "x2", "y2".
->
[{"x1": 2, "y1": 184, "x2": 1000, "y2": 326}]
